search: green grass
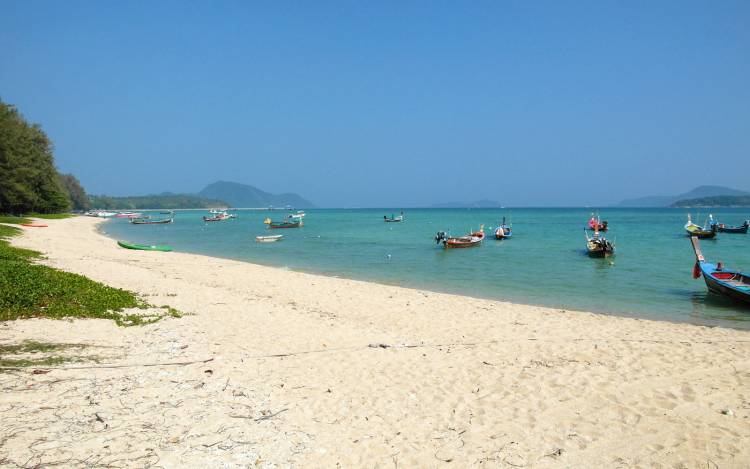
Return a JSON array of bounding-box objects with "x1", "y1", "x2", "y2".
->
[
  {"x1": 26, "y1": 212, "x2": 74, "y2": 219},
  {"x1": 0, "y1": 340, "x2": 100, "y2": 369},
  {"x1": 0, "y1": 222, "x2": 179, "y2": 326},
  {"x1": 0, "y1": 216, "x2": 32, "y2": 225}
]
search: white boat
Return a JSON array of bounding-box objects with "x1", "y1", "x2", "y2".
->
[
  {"x1": 256, "y1": 235, "x2": 283, "y2": 243},
  {"x1": 289, "y1": 211, "x2": 306, "y2": 219},
  {"x1": 95, "y1": 211, "x2": 118, "y2": 218}
]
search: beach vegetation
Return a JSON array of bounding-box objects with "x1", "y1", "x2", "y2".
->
[
  {"x1": 0, "y1": 222, "x2": 179, "y2": 326},
  {"x1": 88, "y1": 193, "x2": 229, "y2": 210}
]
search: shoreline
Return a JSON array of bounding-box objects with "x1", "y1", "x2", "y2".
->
[
  {"x1": 98, "y1": 215, "x2": 750, "y2": 332},
  {"x1": 2, "y1": 216, "x2": 749, "y2": 467}
]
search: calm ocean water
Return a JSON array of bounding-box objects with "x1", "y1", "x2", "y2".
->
[{"x1": 101, "y1": 208, "x2": 750, "y2": 329}]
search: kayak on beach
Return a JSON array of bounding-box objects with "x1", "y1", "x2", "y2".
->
[{"x1": 117, "y1": 240, "x2": 173, "y2": 252}]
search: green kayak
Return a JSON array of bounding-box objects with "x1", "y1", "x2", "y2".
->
[{"x1": 117, "y1": 241, "x2": 173, "y2": 252}]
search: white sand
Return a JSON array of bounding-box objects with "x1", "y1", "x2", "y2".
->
[{"x1": 1, "y1": 216, "x2": 749, "y2": 468}]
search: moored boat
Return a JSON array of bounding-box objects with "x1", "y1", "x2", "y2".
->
[
  {"x1": 203, "y1": 212, "x2": 231, "y2": 222},
  {"x1": 384, "y1": 212, "x2": 404, "y2": 222},
  {"x1": 586, "y1": 214, "x2": 608, "y2": 231},
  {"x1": 585, "y1": 228, "x2": 614, "y2": 257},
  {"x1": 494, "y1": 217, "x2": 512, "y2": 239},
  {"x1": 117, "y1": 241, "x2": 173, "y2": 252},
  {"x1": 264, "y1": 217, "x2": 303, "y2": 229},
  {"x1": 289, "y1": 211, "x2": 306, "y2": 220},
  {"x1": 685, "y1": 214, "x2": 717, "y2": 239},
  {"x1": 130, "y1": 217, "x2": 173, "y2": 225},
  {"x1": 115, "y1": 212, "x2": 142, "y2": 219},
  {"x1": 689, "y1": 236, "x2": 750, "y2": 305},
  {"x1": 712, "y1": 220, "x2": 749, "y2": 234},
  {"x1": 435, "y1": 226, "x2": 484, "y2": 248},
  {"x1": 256, "y1": 235, "x2": 283, "y2": 243}
]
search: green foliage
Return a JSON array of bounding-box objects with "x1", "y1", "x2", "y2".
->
[
  {"x1": 0, "y1": 100, "x2": 72, "y2": 214},
  {"x1": 59, "y1": 173, "x2": 90, "y2": 210},
  {"x1": 0, "y1": 216, "x2": 32, "y2": 225},
  {"x1": 672, "y1": 195, "x2": 750, "y2": 207},
  {"x1": 0, "y1": 223, "x2": 179, "y2": 326},
  {"x1": 26, "y1": 213, "x2": 73, "y2": 219},
  {"x1": 89, "y1": 193, "x2": 228, "y2": 209}
]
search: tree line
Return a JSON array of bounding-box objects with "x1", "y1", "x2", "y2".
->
[
  {"x1": 89, "y1": 194, "x2": 228, "y2": 210},
  {"x1": 0, "y1": 99, "x2": 89, "y2": 214}
]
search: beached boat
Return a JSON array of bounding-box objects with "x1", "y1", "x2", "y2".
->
[
  {"x1": 384, "y1": 212, "x2": 404, "y2": 222},
  {"x1": 690, "y1": 236, "x2": 750, "y2": 305},
  {"x1": 586, "y1": 214, "x2": 608, "y2": 231},
  {"x1": 130, "y1": 217, "x2": 173, "y2": 225},
  {"x1": 115, "y1": 212, "x2": 142, "y2": 219},
  {"x1": 264, "y1": 217, "x2": 303, "y2": 229},
  {"x1": 712, "y1": 220, "x2": 749, "y2": 234},
  {"x1": 256, "y1": 235, "x2": 283, "y2": 243},
  {"x1": 91, "y1": 211, "x2": 117, "y2": 218},
  {"x1": 117, "y1": 241, "x2": 173, "y2": 252},
  {"x1": 21, "y1": 223, "x2": 48, "y2": 228},
  {"x1": 435, "y1": 226, "x2": 484, "y2": 249},
  {"x1": 585, "y1": 229, "x2": 615, "y2": 257},
  {"x1": 685, "y1": 214, "x2": 717, "y2": 239},
  {"x1": 494, "y1": 217, "x2": 512, "y2": 239}
]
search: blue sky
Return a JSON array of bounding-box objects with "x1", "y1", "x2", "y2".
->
[{"x1": 2, "y1": 1, "x2": 749, "y2": 207}]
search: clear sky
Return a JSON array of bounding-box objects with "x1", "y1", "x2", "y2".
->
[{"x1": 2, "y1": 1, "x2": 749, "y2": 207}]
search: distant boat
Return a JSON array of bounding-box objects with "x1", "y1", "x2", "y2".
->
[
  {"x1": 160, "y1": 210, "x2": 174, "y2": 215},
  {"x1": 203, "y1": 212, "x2": 231, "y2": 222},
  {"x1": 685, "y1": 214, "x2": 717, "y2": 239},
  {"x1": 690, "y1": 236, "x2": 750, "y2": 305},
  {"x1": 115, "y1": 212, "x2": 142, "y2": 219},
  {"x1": 585, "y1": 228, "x2": 614, "y2": 257},
  {"x1": 494, "y1": 217, "x2": 512, "y2": 239},
  {"x1": 117, "y1": 241, "x2": 173, "y2": 252},
  {"x1": 256, "y1": 234, "x2": 283, "y2": 243},
  {"x1": 435, "y1": 226, "x2": 484, "y2": 249},
  {"x1": 289, "y1": 211, "x2": 306, "y2": 220},
  {"x1": 130, "y1": 217, "x2": 173, "y2": 225},
  {"x1": 712, "y1": 219, "x2": 749, "y2": 234},
  {"x1": 586, "y1": 214, "x2": 608, "y2": 231},
  {"x1": 384, "y1": 212, "x2": 404, "y2": 223},
  {"x1": 264, "y1": 217, "x2": 303, "y2": 229},
  {"x1": 209, "y1": 208, "x2": 228, "y2": 214}
]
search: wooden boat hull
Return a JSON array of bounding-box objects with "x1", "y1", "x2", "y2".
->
[
  {"x1": 444, "y1": 238, "x2": 481, "y2": 248},
  {"x1": 131, "y1": 218, "x2": 173, "y2": 225},
  {"x1": 268, "y1": 222, "x2": 302, "y2": 229},
  {"x1": 715, "y1": 223, "x2": 748, "y2": 234},
  {"x1": 587, "y1": 247, "x2": 614, "y2": 258},
  {"x1": 690, "y1": 236, "x2": 750, "y2": 305},
  {"x1": 117, "y1": 241, "x2": 173, "y2": 252},
  {"x1": 21, "y1": 223, "x2": 48, "y2": 228}
]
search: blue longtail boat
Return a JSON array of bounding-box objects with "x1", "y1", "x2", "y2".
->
[{"x1": 690, "y1": 236, "x2": 750, "y2": 305}]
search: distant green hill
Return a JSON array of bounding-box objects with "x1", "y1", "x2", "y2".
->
[
  {"x1": 618, "y1": 185, "x2": 750, "y2": 207},
  {"x1": 89, "y1": 194, "x2": 228, "y2": 210},
  {"x1": 671, "y1": 195, "x2": 750, "y2": 208},
  {"x1": 198, "y1": 181, "x2": 315, "y2": 208}
]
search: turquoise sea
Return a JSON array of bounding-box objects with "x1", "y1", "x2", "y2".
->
[{"x1": 101, "y1": 208, "x2": 750, "y2": 329}]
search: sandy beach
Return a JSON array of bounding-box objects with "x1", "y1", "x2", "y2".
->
[{"x1": 2, "y1": 216, "x2": 749, "y2": 468}]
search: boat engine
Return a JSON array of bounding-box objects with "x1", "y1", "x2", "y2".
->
[{"x1": 435, "y1": 231, "x2": 447, "y2": 244}]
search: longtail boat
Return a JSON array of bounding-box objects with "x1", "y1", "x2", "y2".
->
[
  {"x1": 264, "y1": 217, "x2": 303, "y2": 229},
  {"x1": 117, "y1": 241, "x2": 173, "y2": 252},
  {"x1": 384, "y1": 212, "x2": 404, "y2": 223},
  {"x1": 586, "y1": 214, "x2": 608, "y2": 231},
  {"x1": 130, "y1": 217, "x2": 173, "y2": 225},
  {"x1": 494, "y1": 217, "x2": 512, "y2": 239},
  {"x1": 684, "y1": 214, "x2": 717, "y2": 239},
  {"x1": 712, "y1": 220, "x2": 749, "y2": 234},
  {"x1": 115, "y1": 212, "x2": 142, "y2": 219},
  {"x1": 585, "y1": 228, "x2": 614, "y2": 257},
  {"x1": 435, "y1": 226, "x2": 484, "y2": 249},
  {"x1": 690, "y1": 236, "x2": 750, "y2": 305},
  {"x1": 203, "y1": 212, "x2": 231, "y2": 222}
]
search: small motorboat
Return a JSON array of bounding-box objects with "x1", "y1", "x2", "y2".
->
[
  {"x1": 264, "y1": 217, "x2": 303, "y2": 229},
  {"x1": 585, "y1": 228, "x2": 614, "y2": 257},
  {"x1": 712, "y1": 220, "x2": 749, "y2": 234},
  {"x1": 256, "y1": 235, "x2": 283, "y2": 243},
  {"x1": 289, "y1": 211, "x2": 306, "y2": 220},
  {"x1": 685, "y1": 214, "x2": 717, "y2": 239},
  {"x1": 435, "y1": 226, "x2": 484, "y2": 249},
  {"x1": 494, "y1": 217, "x2": 512, "y2": 239},
  {"x1": 586, "y1": 214, "x2": 608, "y2": 231},
  {"x1": 117, "y1": 241, "x2": 173, "y2": 252},
  {"x1": 384, "y1": 212, "x2": 404, "y2": 223},
  {"x1": 115, "y1": 212, "x2": 142, "y2": 219},
  {"x1": 203, "y1": 212, "x2": 231, "y2": 222},
  {"x1": 130, "y1": 217, "x2": 173, "y2": 225},
  {"x1": 690, "y1": 236, "x2": 750, "y2": 305}
]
